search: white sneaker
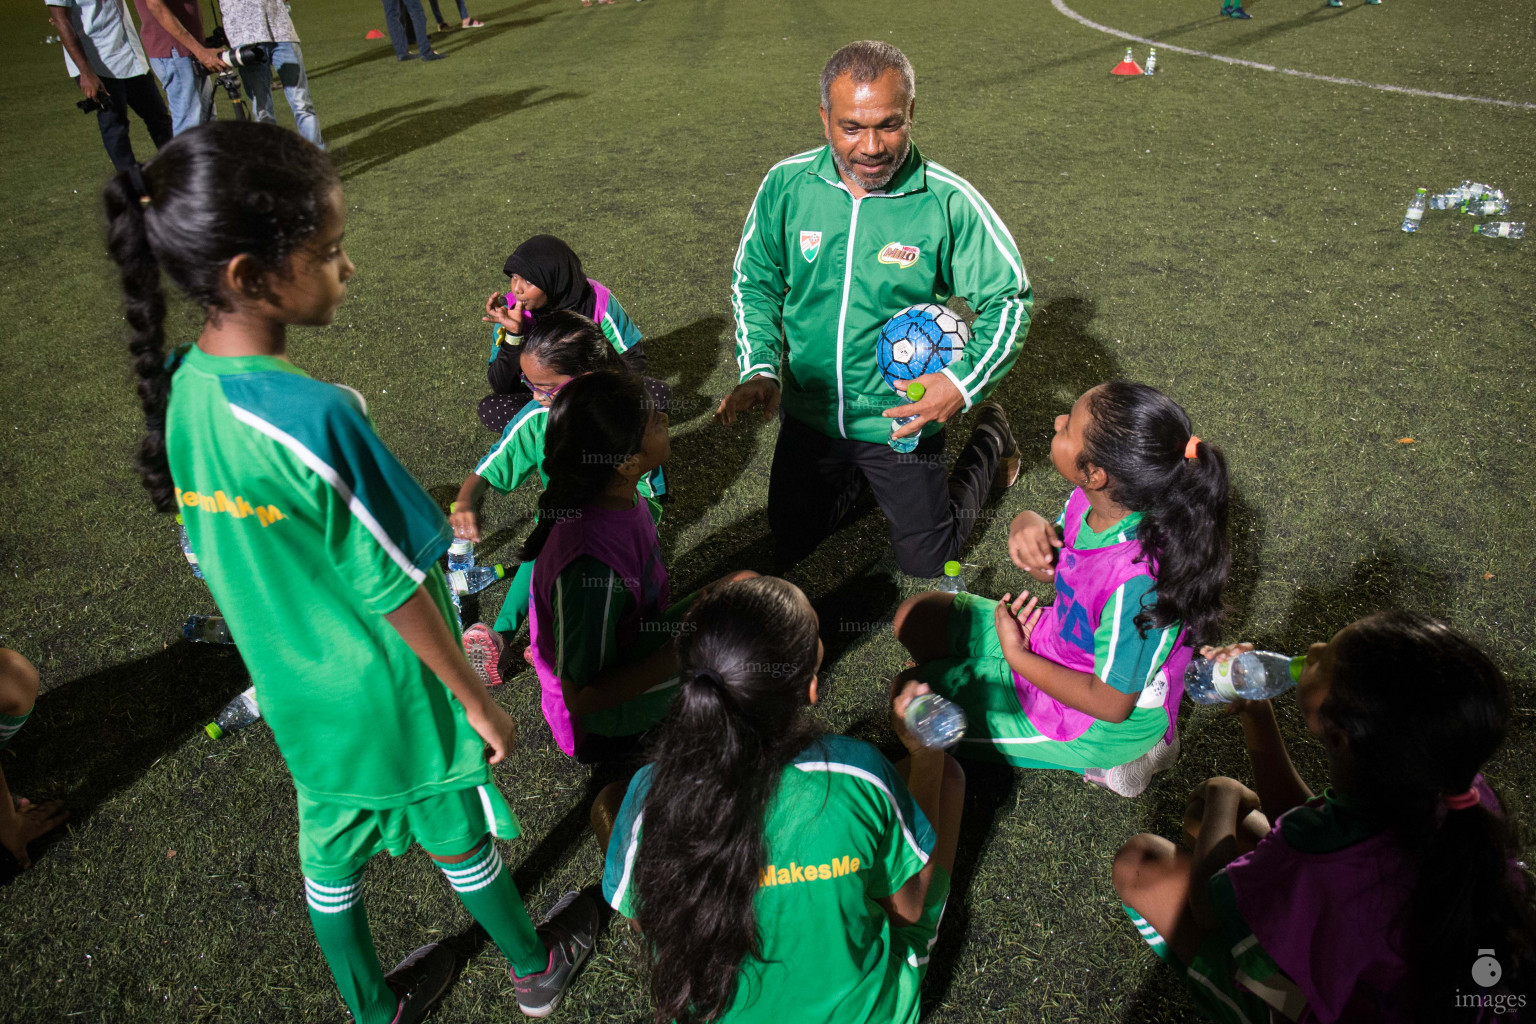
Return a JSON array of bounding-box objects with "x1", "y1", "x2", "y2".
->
[{"x1": 1085, "y1": 732, "x2": 1181, "y2": 798}]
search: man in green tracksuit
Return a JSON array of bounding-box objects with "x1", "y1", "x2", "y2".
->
[{"x1": 716, "y1": 40, "x2": 1032, "y2": 578}]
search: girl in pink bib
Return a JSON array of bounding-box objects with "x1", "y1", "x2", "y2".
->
[{"x1": 893, "y1": 382, "x2": 1231, "y2": 797}]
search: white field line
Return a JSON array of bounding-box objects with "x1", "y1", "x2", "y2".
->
[{"x1": 1051, "y1": 0, "x2": 1536, "y2": 110}]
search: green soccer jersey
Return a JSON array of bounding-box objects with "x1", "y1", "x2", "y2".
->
[
  {"x1": 474, "y1": 399, "x2": 663, "y2": 502},
  {"x1": 603, "y1": 735, "x2": 936, "y2": 1024},
  {"x1": 165, "y1": 346, "x2": 489, "y2": 808}
]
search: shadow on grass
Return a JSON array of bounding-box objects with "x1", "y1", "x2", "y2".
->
[
  {"x1": 1265, "y1": 538, "x2": 1450, "y2": 654},
  {"x1": 334, "y1": 88, "x2": 585, "y2": 181},
  {"x1": 1222, "y1": 483, "x2": 1265, "y2": 639},
  {"x1": 641, "y1": 316, "x2": 733, "y2": 426},
  {"x1": 0, "y1": 642, "x2": 249, "y2": 887}
]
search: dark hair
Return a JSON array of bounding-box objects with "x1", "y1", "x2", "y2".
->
[
  {"x1": 633, "y1": 576, "x2": 821, "y2": 1024},
  {"x1": 103, "y1": 122, "x2": 338, "y2": 512},
  {"x1": 521, "y1": 309, "x2": 624, "y2": 377},
  {"x1": 1077, "y1": 381, "x2": 1230, "y2": 644},
  {"x1": 820, "y1": 40, "x2": 915, "y2": 110},
  {"x1": 519, "y1": 370, "x2": 649, "y2": 561},
  {"x1": 1321, "y1": 611, "x2": 1535, "y2": 1021}
]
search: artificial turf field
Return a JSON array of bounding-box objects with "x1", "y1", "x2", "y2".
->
[{"x1": 2, "y1": 0, "x2": 1534, "y2": 1020}]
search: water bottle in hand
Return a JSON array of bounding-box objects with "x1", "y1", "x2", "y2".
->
[
  {"x1": 1400, "y1": 188, "x2": 1426, "y2": 232},
  {"x1": 1184, "y1": 650, "x2": 1305, "y2": 704},
  {"x1": 903, "y1": 692, "x2": 967, "y2": 749},
  {"x1": 177, "y1": 514, "x2": 204, "y2": 580},
  {"x1": 184, "y1": 614, "x2": 234, "y2": 644},
  {"x1": 447, "y1": 502, "x2": 475, "y2": 573},
  {"x1": 888, "y1": 381, "x2": 925, "y2": 454},
  {"x1": 206, "y1": 686, "x2": 260, "y2": 739},
  {"x1": 936, "y1": 560, "x2": 966, "y2": 594},
  {"x1": 450, "y1": 563, "x2": 506, "y2": 596}
]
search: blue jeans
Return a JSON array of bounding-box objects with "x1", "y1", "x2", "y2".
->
[
  {"x1": 237, "y1": 41, "x2": 325, "y2": 149},
  {"x1": 428, "y1": 0, "x2": 470, "y2": 21},
  {"x1": 148, "y1": 51, "x2": 214, "y2": 136}
]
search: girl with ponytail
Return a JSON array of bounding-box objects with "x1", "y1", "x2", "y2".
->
[
  {"x1": 452, "y1": 310, "x2": 670, "y2": 685},
  {"x1": 893, "y1": 382, "x2": 1230, "y2": 796},
  {"x1": 520, "y1": 370, "x2": 748, "y2": 759},
  {"x1": 1113, "y1": 611, "x2": 1535, "y2": 1023},
  {"x1": 594, "y1": 576, "x2": 966, "y2": 1024},
  {"x1": 105, "y1": 121, "x2": 598, "y2": 1024}
]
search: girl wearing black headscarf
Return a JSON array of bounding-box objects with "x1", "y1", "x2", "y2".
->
[{"x1": 479, "y1": 234, "x2": 649, "y2": 432}]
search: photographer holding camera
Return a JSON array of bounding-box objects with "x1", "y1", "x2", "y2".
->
[
  {"x1": 45, "y1": 0, "x2": 172, "y2": 171},
  {"x1": 134, "y1": 0, "x2": 228, "y2": 135},
  {"x1": 217, "y1": 0, "x2": 326, "y2": 148}
]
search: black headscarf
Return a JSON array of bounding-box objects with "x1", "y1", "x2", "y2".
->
[{"x1": 502, "y1": 235, "x2": 597, "y2": 320}]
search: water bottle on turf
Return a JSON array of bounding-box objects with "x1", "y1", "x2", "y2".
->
[
  {"x1": 1400, "y1": 188, "x2": 1426, "y2": 232},
  {"x1": 183, "y1": 614, "x2": 234, "y2": 644},
  {"x1": 936, "y1": 560, "x2": 966, "y2": 594},
  {"x1": 903, "y1": 693, "x2": 967, "y2": 749},
  {"x1": 1472, "y1": 222, "x2": 1525, "y2": 240},
  {"x1": 206, "y1": 686, "x2": 261, "y2": 739},
  {"x1": 450, "y1": 563, "x2": 506, "y2": 596},
  {"x1": 1184, "y1": 650, "x2": 1305, "y2": 704},
  {"x1": 176, "y1": 514, "x2": 204, "y2": 579},
  {"x1": 888, "y1": 381, "x2": 925, "y2": 454},
  {"x1": 1462, "y1": 194, "x2": 1510, "y2": 217},
  {"x1": 1143, "y1": 48, "x2": 1157, "y2": 76}
]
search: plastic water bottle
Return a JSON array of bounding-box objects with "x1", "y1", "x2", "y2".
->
[
  {"x1": 888, "y1": 381, "x2": 925, "y2": 454},
  {"x1": 1472, "y1": 222, "x2": 1525, "y2": 240},
  {"x1": 176, "y1": 514, "x2": 204, "y2": 579},
  {"x1": 183, "y1": 614, "x2": 234, "y2": 644},
  {"x1": 903, "y1": 693, "x2": 967, "y2": 749},
  {"x1": 446, "y1": 502, "x2": 476, "y2": 573},
  {"x1": 205, "y1": 686, "x2": 260, "y2": 739},
  {"x1": 936, "y1": 560, "x2": 966, "y2": 594},
  {"x1": 1184, "y1": 651, "x2": 1305, "y2": 704},
  {"x1": 1462, "y1": 195, "x2": 1510, "y2": 218},
  {"x1": 1143, "y1": 48, "x2": 1157, "y2": 76},
  {"x1": 1428, "y1": 190, "x2": 1460, "y2": 211},
  {"x1": 450, "y1": 563, "x2": 506, "y2": 596},
  {"x1": 1400, "y1": 188, "x2": 1426, "y2": 232}
]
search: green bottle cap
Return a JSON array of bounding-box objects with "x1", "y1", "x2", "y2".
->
[
  {"x1": 943, "y1": 560, "x2": 961, "y2": 577},
  {"x1": 907, "y1": 381, "x2": 926, "y2": 401},
  {"x1": 449, "y1": 501, "x2": 457, "y2": 514},
  {"x1": 176, "y1": 513, "x2": 185, "y2": 525},
  {"x1": 205, "y1": 722, "x2": 223, "y2": 740},
  {"x1": 1288, "y1": 655, "x2": 1306, "y2": 683},
  {"x1": 1416, "y1": 187, "x2": 1427, "y2": 194},
  {"x1": 494, "y1": 564, "x2": 506, "y2": 579}
]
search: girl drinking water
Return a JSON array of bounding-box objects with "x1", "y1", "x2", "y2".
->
[
  {"x1": 518, "y1": 370, "x2": 748, "y2": 760},
  {"x1": 894, "y1": 382, "x2": 1230, "y2": 796},
  {"x1": 1113, "y1": 612, "x2": 1536, "y2": 1022},
  {"x1": 105, "y1": 122, "x2": 597, "y2": 1023},
  {"x1": 594, "y1": 576, "x2": 966, "y2": 1024},
  {"x1": 452, "y1": 310, "x2": 667, "y2": 685},
  {"x1": 479, "y1": 234, "x2": 647, "y2": 433}
]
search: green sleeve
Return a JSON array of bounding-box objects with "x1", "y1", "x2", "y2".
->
[
  {"x1": 601, "y1": 766, "x2": 654, "y2": 917},
  {"x1": 862, "y1": 752, "x2": 937, "y2": 899},
  {"x1": 936, "y1": 182, "x2": 1032, "y2": 409},
  {"x1": 552, "y1": 555, "x2": 634, "y2": 687},
  {"x1": 731, "y1": 168, "x2": 788, "y2": 384},
  {"x1": 474, "y1": 405, "x2": 547, "y2": 494},
  {"x1": 600, "y1": 295, "x2": 642, "y2": 354},
  {"x1": 1092, "y1": 576, "x2": 1179, "y2": 694}
]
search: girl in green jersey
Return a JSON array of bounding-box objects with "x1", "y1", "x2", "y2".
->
[{"x1": 103, "y1": 122, "x2": 597, "y2": 1024}]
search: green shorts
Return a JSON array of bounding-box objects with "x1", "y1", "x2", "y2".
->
[
  {"x1": 1180, "y1": 929, "x2": 1274, "y2": 1024},
  {"x1": 297, "y1": 782, "x2": 521, "y2": 879},
  {"x1": 580, "y1": 590, "x2": 698, "y2": 739},
  {"x1": 914, "y1": 592, "x2": 1167, "y2": 771}
]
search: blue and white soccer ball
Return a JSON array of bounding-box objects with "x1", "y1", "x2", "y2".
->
[{"x1": 875, "y1": 303, "x2": 970, "y2": 393}]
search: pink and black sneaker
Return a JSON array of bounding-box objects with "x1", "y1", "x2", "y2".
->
[{"x1": 462, "y1": 623, "x2": 506, "y2": 687}]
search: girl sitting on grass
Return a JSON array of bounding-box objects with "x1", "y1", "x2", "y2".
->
[
  {"x1": 452, "y1": 310, "x2": 667, "y2": 682},
  {"x1": 105, "y1": 121, "x2": 597, "y2": 1024},
  {"x1": 518, "y1": 370, "x2": 748, "y2": 760},
  {"x1": 593, "y1": 575, "x2": 965, "y2": 1024},
  {"x1": 1113, "y1": 611, "x2": 1536, "y2": 1022},
  {"x1": 893, "y1": 382, "x2": 1230, "y2": 796},
  {"x1": 479, "y1": 234, "x2": 647, "y2": 433}
]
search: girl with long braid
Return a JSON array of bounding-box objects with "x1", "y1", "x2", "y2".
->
[
  {"x1": 523, "y1": 370, "x2": 748, "y2": 759},
  {"x1": 103, "y1": 121, "x2": 598, "y2": 1023},
  {"x1": 593, "y1": 576, "x2": 966, "y2": 1024}
]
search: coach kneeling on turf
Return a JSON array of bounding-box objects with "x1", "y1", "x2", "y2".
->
[{"x1": 715, "y1": 40, "x2": 1033, "y2": 579}]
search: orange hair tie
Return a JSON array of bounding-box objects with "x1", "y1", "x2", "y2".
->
[{"x1": 1184, "y1": 435, "x2": 1201, "y2": 460}]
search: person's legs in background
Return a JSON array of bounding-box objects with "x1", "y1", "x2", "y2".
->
[
  {"x1": 121, "y1": 73, "x2": 174, "y2": 152},
  {"x1": 270, "y1": 42, "x2": 326, "y2": 148},
  {"x1": 148, "y1": 52, "x2": 209, "y2": 136},
  {"x1": 91, "y1": 76, "x2": 139, "y2": 170},
  {"x1": 237, "y1": 43, "x2": 278, "y2": 125}
]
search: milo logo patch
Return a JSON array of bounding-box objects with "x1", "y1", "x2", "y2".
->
[{"x1": 877, "y1": 242, "x2": 920, "y2": 268}]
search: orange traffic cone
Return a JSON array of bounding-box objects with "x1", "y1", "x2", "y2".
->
[
  {"x1": 365, "y1": 28, "x2": 386, "y2": 39},
  {"x1": 1111, "y1": 47, "x2": 1144, "y2": 75}
]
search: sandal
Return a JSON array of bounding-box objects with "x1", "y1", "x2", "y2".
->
[
  {"x1": 436, "y1": 21, "x2": 451, "y2": 31},
  {"x1": 461, "y1": 17, "x2": 485, "y2": 26}
]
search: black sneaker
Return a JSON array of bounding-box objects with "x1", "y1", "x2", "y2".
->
[
  {"x1": 972, "y1": 400, "x2": 1021, "y2": 491},
  {"x1": 512, "y1": 891, "x2": 599, "y2": 1018},
  {"x1": 421, "y1": 51, "x2": 449, "y2": 61},
  {"x1": 384, "y1": 943, "x2": 457, "y2": 1024}
]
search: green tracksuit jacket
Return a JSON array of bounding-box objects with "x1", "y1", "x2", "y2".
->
[{"x1": 732, "y1": 143, "x2": 1033, "y2": 445}]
